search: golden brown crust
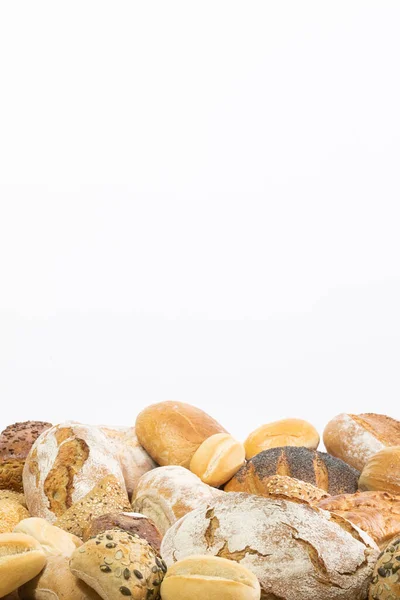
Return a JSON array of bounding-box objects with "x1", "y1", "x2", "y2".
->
[
  {"x1": 226, "y1": 474, "x2": 330, "y2": 505},
  {"x1": 359, "y1": 446, "x2": 400, "y2": 495},
  {"x1": 0, "y1": 532, "x2": 47, "y2": 598},
  {"x1": 244, "y1": 419, "x2": 320, "y2": 459},
  {"x1": 0, "y1": 499, "x2": 29, "y2": 533},
  {"x1": 351, "y1": 413, "x2": 400, "y2": 445}
]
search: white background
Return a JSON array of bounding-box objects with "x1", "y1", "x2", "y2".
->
[{"x1": 0, "y1": 1, "x2": 399, "y2": 444}]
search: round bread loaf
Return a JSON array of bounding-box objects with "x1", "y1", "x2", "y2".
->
[
  {"x1": 0, "y1": 421, "x2": 52, "y2": 492},
  {"x1": 368, "y1": 537, "x2": 400, "y2": 599},
  {"x1": 234, "y1": 473, "x2": 330, "y2": 504},
  {"x1": 244, "y1": 418, "x2": 320, "y2": 459},
  {"x1": 161, "y1": 555, "x2": 261, "y2": 600},
  {"x1": 323, "y1": 413, "x2": 400, "y2": 471},
  {"x1": 19, "y1": 555, "x2": 102, "y2": 600},
  {"x1": 70, "y1": 529, "x2": 166, "y2": 600},
  {"x1": 190, "y1": 433, "x2": 245, "y2": 487},
  {"x1": 14, "y1": 517, "x2": 82, "y2": 556},
  {"x1": 0, "y1": 489, "x2": 27, "y2": 507},
  {"x1": 132, "y1": 466, "x2": 223, "y2": 535},
  {"x1": 23, "y1": 422, "x2": 127, "y2": 522},
  {"x1": 0, "y1": 532, "x2": 47, "y2": 598},
  {"x1": 135, "y1": 401, "x2": 227, "y2": 467},
  {"x1": 0, "y1": 498, "x2": 30, "y2": 533},
  {"x1": 224, "y1": 446, "x2": 360, "y2": 495},
  {"x1": 318, "y1": 491, "x2": 400, "y2": 550},
  {"x1": 359, "y1": 446, "x2": 400, "y2": 495},
  {"x1": 82, "y1": 511, "x2": 162, "y2": 552},
  {"x1": 161, "y1": 492, "x2": 379, "y2": 600}
]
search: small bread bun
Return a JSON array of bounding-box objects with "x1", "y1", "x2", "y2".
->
[
  {"x1": 359, "y1": 446, "x2": 400, "y2": 495},
  {"x1": 161, "y1": 555, "x2": 261, "y2": 600},
  {"x1": 0, "y1": 498, "x2": 30, "y2": 533},
  {"x1": 190, "y1": 433, "x2": 245, "y2": 487},
  {"x1": 0, "y1": 532, "x2": 47, "y2": 598},
  {"x1": 14, "y1": 517, "x2": 82, "y2": 557},
  {"x1": 244, "y1": 419, "x2": 319, "y2": 459}
]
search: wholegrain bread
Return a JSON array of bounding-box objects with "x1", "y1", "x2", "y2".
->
[
  {"x1": 0, "y1": 498, "x2": 30, "y2": 533},
  {"x1": 82, "y1": 511, "x2": 162, "y2": 552},
  {"x1": 368, "y1": 537, "x2": 400, "y2": 599}
]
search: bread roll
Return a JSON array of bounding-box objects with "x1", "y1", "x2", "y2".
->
[
  {"x1": 161, "y1": 555, "x2": 261, "y2": 600},
  {"x1": 82, "y1": 511, "x2": 162, "y2": 552},
  {"x1": 225, "y1": 446, "x2": 359, "y2": 495},
  {"x1": 0, "y1": 532, "x2": 47, "y2": 598},
  {"x1": 70, "y1": 529, "x2": 165, "y2": 600},
  {"x1": 244, "y1": 418, "x2": 319, "y2": 459},
  {"x1": 323, "y1": 413, "x2": 400, "y2": 471},
  {"x1": 231, "y1": 473, "x2": 329, "y2": 505},
  {"x1": 190, "y1": 433, "x2": 245, "y2": 487},
  {"x1": 0, "y1": 489, "x2": 27, "y2": 507},
  {"x1": 0, "y1": 421, "x2": 52, "y2": 492},
  {"x1": 23, "y1": 422, "x2": 126, "y2": 522},
  {"x1": 318, "y1": 491, "x2": 400, "y2": 550},
  {"x1": 19, "y1": 555, "x2": 101, "y2": 600},
  {"x1": 0, "y1": 498, "x2": 29, "y2": 533},
  {"x1": 359, "y1": 446, "x2": 400, "y2": 495},
  {"x1": 132, "y1": 466, "x2": 223, "y2": 535},
  {"x1": 161, "y1": 492, "x2": 378, "y2": 600},
  {"x1": 55, "y1": 475, "x2": 130, "y2": 538},
  {"x1": 369, "y1": 537, "x2": 400, "y2": 599},
  {"x1": 135, "y1": 401, "x2": 226, "y2": 467},
  {"x1": 14, "y1": 517, "x2": 82, "y2": 556}
]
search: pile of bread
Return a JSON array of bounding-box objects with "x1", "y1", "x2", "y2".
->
[{"x1": 1, "y1": 403, "x2": 400, "y2": 600}]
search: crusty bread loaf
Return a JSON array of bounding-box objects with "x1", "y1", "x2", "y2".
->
[
  {"x1": 231, "y1": 473, "x2": 329, "y2": 505},
  {"x1": 368, "y1": 537, "x2": 400, "y2": 599},
  {"x1": 359, "y1": 446, "x2": 400, "y2": 495},
  {"x1": 0, "y1": 532, "x2": 47, "y2": 598},
  {"x1": 318, "y1": 491, "x2": 400, "y2": 549},
  {"x1": 161, "y1": 492, "x2": 379, "y2": 600},
  {"x1": 82, "y1": 511, "x2": 162, "y2": 552},
  {"x1": 189, "y1": 433, "x2": 245, "y2": 487},
  {"x1": 19, "y1": 555, "x2": 101, "y2": 600},
  {"x1": 23, "y1": 422, "x2": 126, "y2": 522},
  {"x1": 323, "y1": 413, "x2": 400, "y2": 471},
  {"x1": 225, "y1": 446, "x2": 360, "y2": 495},
  {"x1": 244, "y1": 418, "x2": 320, "y2": 459},
  {"x1": 0, "y1": 489, "x2": 27, "y2": 507},
  {"x1": 70, "y1": 529, "x2": 165, "y2": 600},
  {"x1": 54, "y1": 475, "x2": 131, "y2": 538},
  {"x1": 0, "y1": 498, "x2": 30, "y2": 533},
  {"x1": 135, "y1": 401, "x2": 227, "y2": 467},
  {"x1": 14, "y1": 517, "x2": 82, "y2": 556},
  {"x1": 0, "y1": 421, "x2": 52, "y2": 492},
  {"x1": 132, "y1": 466, "x2": 223, "y2": 535},
  {"x1": 161, "y1": 555, "x2": 261, "y2": 600}
]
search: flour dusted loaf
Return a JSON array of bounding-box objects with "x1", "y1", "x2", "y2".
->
[
  {"x1": 225, "y1": 446, "x2": 360, "y2": 495},
  {"x1": 244, "y1": 418, "x2": 320, "y2": 459},
  {"x1": 135, "y1": 401, "x2": 226, "y2": 467},
  {"x1": 132, "y1": 466, "x2": 223, "y2": 535},
  {"x1": 189, "y1": 433, "x2": 246, "y2": 487},
  {"x1": 14, "y1": 517, "x2": 82, "y2": 556},
  {"x1": 359, "y1": 446, "x2": 400, "y2": 495},
  {"x1": 161, "y1": 492, "x2": 379, "y2": 600},
  {"x1": 323, "y1": 413, "x2": 400, "y2": 471},
  {"x1": 0, "y1": 421, "x2": 52, "y2": 492},
  {"x1": 23, "y1": 422, "x2": 126, "y2": 522},
  {"x1": 82, "y1": 512, "x2": 162, "y2": 552},
  {"x1": 0, "y1": 532, "x2": 47, "y2": 598}
]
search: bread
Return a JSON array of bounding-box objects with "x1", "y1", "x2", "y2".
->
[
  {"x1": 0, "y1": 498, "x2": 30, "y2": 533},
  {"x1": 225, "y1": 446, "x2": 360, "y2": 495},
  {"x1": 318, "y1": 491, "x2": 400, "y2": 550},
  {"x1": 229, "y1": 473, "x2": 330, "y2": 504},
  {"x1": 14, "y1": 517, "x2": 82, "y2": 556},
  {"x1": 323, "y1": 413, "x2": 400, "y2": 471},
  {"x1": 54, "y1": 475, "x2": 131, "y2": 538},
  {"x1": 82, "y1": 512, "x2": 162, "y2": 552},
  {"x1": 0, "y1": 489, "x2": 27, "y2": 507},
  {"x1": 160, "y1": 555, "x2": 261, "y2": 600},
  {"x1": 19, "y1": 555, "x2": 101, "y2": 600},
  {"x1": 70, "y1": 529, "x2": 165, "y2": 600},
  {"x1": 369, "y1": 537, "x2": 400, "y2": 599},
  {"x1": 135, "y1": 401, "x2": 226, "y2": 467},
  {"x1": 244, "y1": 418, "x2": 320, "y2": 459},
  {"x1": 0, "y1": 421, "x2": 52, "y2": 492},
  {"x1": 0, "y1": 532, "x2": 47, "y2": 598},
  {"x1": 99, "y1": 426, "x2": 156, "y2": 499},
  {"x1": 189, "y1": 433, "x2": 245, "y2": 487},
  {"x1": 23, "y1": 422, "x2": 126, "y2": 522},
  {"x1": 359, "y1": 446, "x2": 400, "y2": 495},
  {"x1": 132, "y1": 466, "x2": 223, "y2": 535}
]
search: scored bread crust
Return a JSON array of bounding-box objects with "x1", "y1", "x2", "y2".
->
[{"x1": 0, "y1": 532, "x2": 47, "y2": 598}]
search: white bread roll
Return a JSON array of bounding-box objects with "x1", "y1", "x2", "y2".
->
[
  {"x1": 0, "y1": 532, "x2": 47, "y2": 598},
  {"x1": 190, "y1": 433, "x2": 245, "y2": 487},
  {"x1": 14, "y1": 517, "x2": 82, "y2": 557}
]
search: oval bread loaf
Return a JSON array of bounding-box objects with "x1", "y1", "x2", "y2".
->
[
  {"x1": 0, "y1": 532, "x2": 47, "y2": 598},
  {"x1": 190, "y1": 433, "x2": 245, "y2": 487},
  {"x1": 359, "y1": 446, "x2": 400, "y2": 495},
  {"x1": 244, "y1": 418, "x2": 319, "y2": 459},
  {"x1": 14, "y1": 517, "x2": 82, "y2": 556}
]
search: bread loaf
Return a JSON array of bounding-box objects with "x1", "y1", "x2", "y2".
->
[
  {"x1": 135, "y1": 401, "x2": 227, "y2": 467},
  {"x1": 132, "y1": 466, "x2": 223, "y2": 535},
  {"x1": 0, "y1": 532, "x2": 47, "y2": 598},
  {"x1": 23, "y1": 422, "x2": 126, "y2": 522},
  {"x1": 160, "y1": 555, "x2": 261, "y2": 600},
  {"x1": 359, "y1": 446, "x2": 400, "y2": 495},
  {"x1": 318, "y1": 491, "x2": 400, "y2": 550},
  {"x1": 70, "y1": 529, "x2": 165, "y2": 600},
  {"x1": 189, "y1": 433, "x2": 245, "y2": 487},
  {"x1": 161, "y1": 492, "x2": 379, "y2": 600},
  {"x1": 82, "y1": 511, "x2": 162, "y2": 552},
  {"x1": 14, "y1": 517, "x2": 82, "y2": 556},
  {"x1": 368, "y1": 537, "x2": 400, "y2": 599},
  {"x1": 0, "y1": 498, "x2": 30, "y2": 533},
  {"x1": 244, "y1": 418, "x2": 319, "y2": 459},
  {"x1": 323, "y1": 413, "x2": 400, "y2": 471},
  {"x1": 230, "y1": 473, "x2": 330, "y2": 504},
  {"x1": 0, "y1": 489, "x2": 27, "y2": 507},
  {"x1": 0, "y1": 421, "x2": 52, "y2": 492},
  {"x1": 225, "y1": 446, "x2": 359, "y2": 495}
]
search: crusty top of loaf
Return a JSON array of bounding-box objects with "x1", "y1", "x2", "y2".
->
[
  {"x1": 350, "y1": 413, "x2": 400, "y2": 446},
  {"x1": 0, "y1": 421, "x2": 52, "y2": 463}
]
